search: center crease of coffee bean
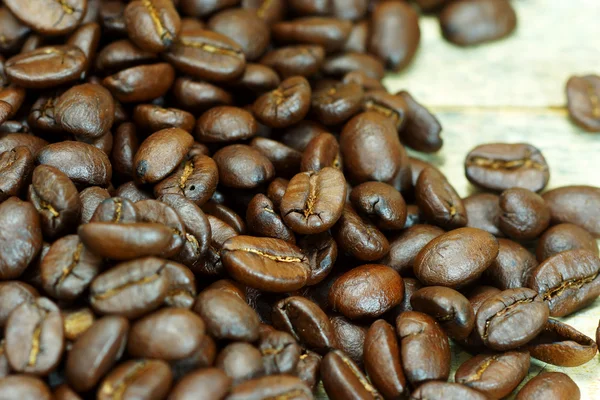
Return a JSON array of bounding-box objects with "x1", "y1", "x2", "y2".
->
[
  {"x1": 114, "y1": 200, "x2": 123, "y2": 223},
  {"x1": 100, "y1": 360, "x2": 149, "y2": 400},
  {"x1": 141, "y1": 0, "x2": 172, "y2": 44},
  {"x1": 185, "y1": 233, "x2": 201, "y2": 255},
  {"x1": 542, "y1": 272, "x2": 599, "y2": 301},
  {"x1": 92, "y1": 267, "x2": 165, "y2": 300},
  {"x1": 364, "y1": 101, "x2": 401, "y2": 128},
  {"x1": 178, "y1": 160, "x2": 194, "y2": 189},
  {"x1": 56, "y1": 0, "x2": 75, "y2": 14},
  {"x1": 237, "y1": 248, "x2": 303, "y2": 263},
  {"x1": 585, "y1": 80, "x2": 600, "y2": 118},
  {"x1": 178, "y1": 39, "x2": 242, "y2": 58},
  {"x1": 482, "y1": 297, "x2": 535, "y2": 339},
  {"x1": 467, "y1": 155, "x2": 547, "y2": 171},
  {"x1": 464, "y1": 354, "x2": 499, "y2": 382},
  {"x1": 56, "y1": 242, "x2": 83, "y2": 287},
  {"x1": 39, "y1": 199, "x2": 60, "y2": 218},
  {"x1": 340, "y1": 355, "x2": 383, "y2": 399},
  {"x1": 28, "y1": 324, "x2": 42, "y2": 367}
]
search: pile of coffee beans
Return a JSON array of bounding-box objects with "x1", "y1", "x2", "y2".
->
[{"x1": 0, "y1": 0, "x2": 598, "y2": 399}]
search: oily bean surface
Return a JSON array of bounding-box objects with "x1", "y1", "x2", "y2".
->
[
  {"x1": 350, "y1": 181, "x2": 407, "y2": 230},
  {"x1": 484, "y1": 238, "x2": 538, "y2": 290},
  {"x1": 124, "y1": 0, "x2": 181, "y2": 53},
  {"x1": 566, "y1": 74, "x2": 600, "y2": 132},
  {"x1": 537, "y1": 223, "x2": 598, "y2": 262},
  {"x1": 332, "y1": 204, "x2": 390, "y2": 261},
  {"x1": 416, "y1": 167, "x2": 467, "y2": 230},
  {"x1": 380, "y1": 224, "x2": 444, "y2": 275},
  {"x1": 464, "y1": 193, "x2": 503, "y2": 237},
  {"x1": 398, "y1": 91, "x2": 444, "y2": 153},
  {"x1": 516, "y1": 372, "x2": 581, "y2": 400},
  {"x1": 498, "y1": 188, "x2": 550, "y2": 240},
  {"x1": 542, "y1": 185, "x2": 600, "y2": 237},
  {"x1": 213, "y1": 144, "x2": 275, "y2": 189},
  {"x1": 321, "y1": 349, "x2": 382, "y2": 400}
]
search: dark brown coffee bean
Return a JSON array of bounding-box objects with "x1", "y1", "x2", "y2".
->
[
  {"x1": 385, "y1": 278, "x2": 423, "y2": 321},
  {"x1": 416, "y1": 167, "x2": 467, "y2": 229},
  {"x1": 65, "y1": 316, "x2": 128, "y2": 392},
  {"x1": 66, "y1": 22, "x2": 101, "y2": 74},
  {"x1": 455, "y1": 350, "x2": 529, "y2": 399},
  {"x1": 180, "y1": 0, "x2": 240, "y2": 17},
  {"x1": 266, "y1": 178, "x2": 289, "y2": 211},
  {"x1": 311, "y1": 82, "x2": 363, "y2": 126},
  {"x1": 5, "y1": 46, "x2": 86, "y2": 89},
  {"x1": 498, "y1": 188, "x2": 550, "y2": 240},
  {"x1": 133, "y1": 104, "x2": 195, "y2": 133},
  {"x1": 526, "y1": 318, "x2": 597, "y2": 367},
  {"x1": 465, "y1": 143, "x2": 550, "y2": 193},
  {"x1": 464, "y1": 192, "x2": 503, "y2": 237},
  {"x1": 298, "y1": 231, "x2": 337, "y2": 286},
  {"x1": 328, "y1": 315, "x2": 367, "y2": 368},
  {"x1": 281, "y1": 167, "x2": 346, "y2": 234},
  {"x1": 124, "y1": 0, "x2": 181, "y2": 53},
  {"x1": 397, "y1": 90, "x2": 444, "y2": 153},
  {"x1": 272, "y1": 296, "x2": 336, "y2": 353},
  {"x1": 396, "y1": 311, "x2": 451, "y2": 386},
  {"x1": 411, "y1": 381, "x2": 490, "y2": 400},
  {"x1": 258, "y1": 329, "x2": 301, "y2": 375},
  {"x1": 28, "y1": 164, "x2": 81, "y2": 238},
  {"x1": 222, "y1": 235, "x2": 310, "y2": 292},
  {"x1": 484, "y1": 238, "x2": 538, "y2": 290},
  {"x1": 160, "y1": 261, "x2": 196, "y2": 309},
  {"x1": 111, "y1": 123, "x2": 138, "y2": 182},
  {"x1": 95, "y1": 39, "x2": 159, "y2": 74},
  {"x1": 90, "y1": 257, "x2": 168, "y2": 318},
  {"x1": 250, "y1": 137, "x2": 302, "y2": 178},
  {"x1": 173, "y1": 77, "x2": 233, "y2": 113},
  {"x1": 103, "y1": 63, "x2": 175, "y2": 103},
  {"x1": 208, "y1": 8, "x2": 270, "y2": 61},
  {"x1": 54, "y1": 384, "x2": 84, "y2": 400},
  {"x1": 253, "y1": 76, "x2": 312, "y2": 128},
  {"x1": 0, "y1": 147, "x2": 34, "y2": 202},
  {"x1": 332, "y1": 204, "x2": 390, "y2": 261},
  {"x1": 440, "y1": 0, "x2": 517, "y2": 46},
  {"x1": 62, "y1": 307, "x2": 95, "y2": 341},
  {"x1": 0, "y1": 86, "x2": 26, "y2": 121},
  {"x1": 0, "y1": 7, "x2": 31, "y2": 54},
  {"x1": 361, "y1": 90, "x2": 408, "y2": 131},
  {"x1": 196, "y1": 106, "x2": 257, "y2": 143},
  {"x1": 369, "y1": 1, "x2": 420, "y2": 71},
  {"x1": 232, "y1": 63, "x2": 280, "y2": 94},
  {"x1": 169, "y1": 368, "x2": 232, "y2": 400},
  {"x1": 97, "y1": 359, "x2": 173, "y2": 400},
  {"x1": 566, "y1": 74, "x2": 600, "y2": 132},
  {"x1": 414, "y1": 227, "x2": 499, "y2": 288},
  {"x1": 197, "y1": 215, "x2": 238, "y2": 276},
  {"x1": 321, "y1": 349, "x2": 383, "y2": 400},
  {"x1": 476, "y1": 287, "x2": 549, "y2": 351},
  {"x1": 260, "y1": 45, "x2": 325, "y2": 79},
  {"x1": 343, "y1": 20, "x2": 368, "y2": 53},
  {"x1": 280, "y1": 121, "x2": 328, "y2": 152},
  {"x1": 364, "y1": 320, "x2": 407, "y2": 399},
  {"x1": 0, "y1": 134, "x2": 47, "y2": 158},
  {"x1": 528, "y1": 249, "x2": 600, "y2": 317},
  {"x1": 516, "y1": 372, "x2": 581, "y2": 400},
  {"x1": 537, "y1": 223, "x2": 598, "y2": 262},
  {"x1": 330, "y1": 264, "x2": 403, "y2": 319},
  {"x1": 0, "y1": 197, "x2": 42, "y2": 279},
  {"x1": 300, "y1": 132, "x2": 342, "y2": 173},
  {"x1": 542, "y1": 185, "x2": 600, "y2": 237},
  {"x1": 273, "y1": 17, "x2": 352, "y2": 53},
  {"x1": 213, "y1": 144, "x2": 275, "y2": 189},
  {"x1": 216, "y1": 342, "x2": 264, "y2": 385},
  {"x1": 295, "y1": 349, "x2": 321, "y2": 390},
  {"x1": 135, "y1": 199, "x2": 187, "y2": 258},
  {"x1": 411, "y1": 286, "x2": 475, "y2": 340},
  {"x1": 380, "y1": 224, "x2": 443, "y2": 276},
  {"x1": 203, "y1": 201, "x2": 246, "y2": 234},
  {"x1": 99, "y1": 0, "x2": 126, "y2": 34},
  {"x1": 246, "y1": 194, "x2": 295, "y2": 243},
  {"x1": 5, "y1": 297, "x2": 64, "y2": 375},
  {"x1": 411, "y1": 158, "x2": 441, "y2": 187},
  {"x1": 350, "y1": 181, "x2": 407, "y2": 230},
  {"x1": 4, "y1": 0, "x2": 86, "y2": 36},
  {"x1": 227, "y1": 375, "x2": 312, "y2": 400},
  {"x1": 91, "y1": 197, "x2": 137, "y2": 223},
  {"x1": 170, "y1": 334, "x2": 218, "y2": 379},
  {"x1": 0, "y1": 375, "x2": 52, "y2": 400},
  {"x1": 0, "y1": 281, "x2": 38, "y2": 329}
]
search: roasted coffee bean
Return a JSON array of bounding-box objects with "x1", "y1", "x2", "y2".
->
[
  {"x1": 89, "y1": 257, "x2": 168, "y2": 318},
  {"x1": 103, "y1": 63, "x2": 175, "y2": 103},
  {"x1": 62, "y1": 307, "x2": 95, "y2": 341},
  {"x1": 332, "y1": 204, "x2": 390, "y2": 261},
  {"x1": 411, "y1": 381, "x2": 489, "y2": 400},
  {"x1": 213, "y1": 144, "x2": 275, "y2": 189},
  {"x1": 0, "y1": 281, "x2": 38, "y2": 329},
  {"x1": 250, "y1": 137, "x2": 302, "y2": 178},
  {"x1": 397, "y1": 90, "x2": 444, "y2": 153},
  {"x1": 260, "y1": 45, "x2": 325, "y2": 79},
  {"x1": 0, "y1": 7, "x2": 31, "y2": 54},
  {"x1": 364, "y1": 320, "x2": 407, "y2": 399},
  {"x1": 4, "y1": 0, "x2": 86, "y2": 36},
  {"x1": 566, "y1": 74, "x2": 600, "y2": 132},
  {"x1": 416, "y1": 167, "x2": 467, "y2": 229},
  {"x1": 133, "y1": 104, "x2": 195, "y2": 133},
  {"x1": 329, "y1": 315, "x2": 367, "y2": 368},
  {"x1": 311, "y1": 82, "x2": 363, "y2": 126},
  {"x1": 227, "y1": 375, "x2": 312, "y2": 400},
  {"x1": 380, "y1": 224, "x2": 444, "y2": 275},
  {"x1": 37, "y1": 141, "x2": 112, "y2": 187},
  {"x1": 298, "y1": 231, "x2": 337, "y2": 285},
  {"x1": 197, "y1": 215, "x2": 238, "y2": 276},
  {"x1": 329, "y1": 264, "x2": 403, "y2": 319},
  {"x1": 95, "y1": 39, "x2": 159, "y2": 74},
  {"x1": 169, "y1": 368, "x2": 232, "y2": 400},
  {"x1": 280, "y1": 121, "x2": 328, "y2": 152},
  {"x1": 203, "y1": 201, "x2": 246, "y2": 234},
  {"x1": 300, "y1": 133, "x2": 342, "y2": 173},
  {"x1": 484, "y1": 238, "x2": 538, "y2": 290},
  {"x1": 135, "y1": 199, "x2": 186, "y2": 258},
  {"x1": 91, "y1": 197, "x2": 137, "y2": 223},
  {"x1": 0, "y1": 86, "x2": 26, "y2": 121},
  {"x1": 411, "y1": 286, "x2": 475, "y2": 340},
  {"x1": 350, "y1": 182, "x2": 407, "y2": 230},
  {"x1": 440, "y1": 0, "x2": 517, "y2": 46},
  {"x1": 537, "y1": 223, "x2": 598, "y2": 262},
  {"x1": 216, "y1": 342, "x2": 264, "y2": 385},
  {"x1": 5, "y1": 46, "x2": 86, "y2": 89},
  {"x1": 124, "y1": 0, "x2": 181, "y2": 53},
  {"x1": 459, "y1": 285, "x2": 502, "y2": 350},
  {"x1": 526, "y1": 318, "x2": 597, "y2": 367},
  {"x1": 272, "y1": 296, "x2": 336, "y2": 353},
  {"x1": 54, "y1": 384, "x2": 84, "y2": 400},
  {"x1": 0, "y1": 133, "x2": 48, "y2": 156},
  {"x1": 385, "y1": 278, "x2": 423, "y2": 321},
  {"x1": 5, "y1": 297, "x2": 64, "y2": 375},
  {"x1": 111, "y1": 123, "x2": 139, "y2": 182},
  {"x1": 28, "y1": 165, "x2": 81, "y2": 239},
  {"x1": 295, "y1": 349, "x2": 321, "y2": 390},
  {"x1": 324, "y1": 53, "x2": 384, "y2": 81},
  {"x1": 528, "y1": 249, "x2": 600, "y2": 317},
  {"x1": 498, "y1": 188, "x2": 550, "y2": 240},
  {"x1": 66, "y1": 316, "x2": 129, "y2": 392},
  {"x1": 41, "y1": 235, "x2": 103, "y2": 300},
  {"x1": 281, "y1": 167, "x2": 346, "y2": 234},
  {"x1": 414, "y1": 227, "x2": 499, "y2": 288},
  {"x1": 222, "y1": 235, "x2": 310, "y2": 292},
  {"x1": 542, "y1": 185, "x2": 600, "y2": 237},
  {"x1": 343, "y1": 20, "x2": 369, "y2": 53},
  {"x1": 475, "y1": 287, "x2": 549, "y2": 350},
  {"x1": 464, "y1": 193, "x2": 503, "y2": 236},
  {"x1": 170, "y1": 334, "x2": 218, "y2": 378},
  {"x1": 258, "y1": 329, "x2": 301, "y2": 375},
  {"x1": 343, "y1": 70, "x2": 385, "y2": 92},
  {"x1": 99, "y1": 1, "x2": 127, "y2": 34},
  {"x1": 516, "y1": 372, "x2": 581, "y2": 400},
  {"x1": 465, "y1": 143, "x2": 550, "y2": 193},
  {"x1": 321, "y1": 349, "x2": 382, "y2": 400},
  {"x1": 161, "y1": 261, "x2": 196, "y2": 309},
  {"x1": 173, "y1": 77, "x2": 233, "y2": 113},
  {"x1": 396, "y1": 311, "x2": 451, "y2": 387},
  {"x1": 0, "y1": 147, "x2": 34, "y2": 202},
  {"x1": 253, "y1": 76, "x2": 312, "y2": 128},
  {"x1": 208, "y1": 8, "x2": 270, "y2": 61},
  {"x1": 180, "y1": 0, "x2": 240, "y2": 18},
  {"x1": 272, "y1": 17, "x2": 352, "y2": 53},
  {"x1": 246, "y1": 194, "x2": 296, "y2": 243},
  {"x1": 232, "y1": 63, "x2": 280, "y2": 94},
  {"x1": 361, "y1": 90, "x2": 408, "y2": 131},
  {"x1": 0, "y1": 197, "x2": 42, "y2": 279},
  {"x1": 196, "y1": 106, "x2": 257, "y2": 143},
  {"x1": 66, "y1": 22, "x2": 101, "y2": 74},
  {"x1": 455, "y1": 350, "x2": 529, "y2": 398},
  {"x1": 0, "y1": 375, "x2": 52, "y2": 400},
  {"x1": 97, "y1": 359, "x2": 173, "y2": 400},
  {"x1": 267, "y1": 178, "x2": 289, "y2": 210}
]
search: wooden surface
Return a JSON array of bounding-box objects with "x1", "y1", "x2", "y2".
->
[{"x1": 319, "y1": 0, "x2": 600, "y2": 398}]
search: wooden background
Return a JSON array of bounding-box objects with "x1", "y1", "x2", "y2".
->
[{"x1": 319, "y1": 0, "x2": 600, "y2": 398}]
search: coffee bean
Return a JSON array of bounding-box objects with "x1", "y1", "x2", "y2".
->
[
  {"x1": 386, "y1": 278, "x2": 423, "y2": 320},
  {"x1": 484, "y1": 238, "x2": 538, "y2": 290},
  {"x1": 475, "y1": 287, "x2": 549, "y2": 350},
  {"x1": 66, "y1": 22, "x2": 101, "y2": 75},
  {"x1": 465, "y1": 143, "x2": 550, "y2": 193},
  {"x1": 0, "y1": 375, "x2": 52, "y2": 400},
  {"x1": 440, "y1": 0, "x2": 517, "y2": 46},
  {"x1": 537, "y1": 223, "x2": 598, "y2": 262},
  {"x1": 0, "y1": 197, "x2": 42, "y2": 279},
  {"x1": 95, "y1": 39, "x2": 159, "y2": 74},
  {"x1": 4, "y1": 0, "x2": 86, "y2": 36},
  {"x1": 0, "y1": 147, "x2": 34, "y2": 202},
  {"x1": 216, "y1": 342, "x2": 264, "y2": 385},
  {"x1": 0, "y1": 281, "x2": 38, "y2": 329},
  {"x1": 250, "y1": 137, "x2": 302, "y2": 178},
  {"x1": 329, "y1": 264, "x2": 403, "y2": 319},
  {"x1": 0, "y1": 132, "x2": 48, "y2": 157},
  {"x1": 528, "y1": 249, "x2": 600, "y2": 317},
  {"x1": 5, "y1": 297, "x2": 64, "y2": 375},
  {"x1": 397, "y1": 90, "x2": 444, "y2": 153},
  {"x1": 0, "y1": 7, "x2": 31, "y2": 54},
  {"x1": 133, "y1": 104, "x2": 195, "y2": 133},
  {"x1": 208, "y1": 8, "x2": 270, "y2": 61},
  {"x1": 295, "y1": 349, "x2": 321, "y2": 390},
  {"x1": 364, "y1": 320, "x2": 407, "y2": 399},
  {"x1": 124, "y1": 0, "x2": 181, "y2": 53},
  {"x1": 0, "y1": 85, "x2": 26, "y2": 120},
  {"x1": 273, "y1": 17, "x2": 352, "y2": 53},
  {"x1": 322, "y1": 49, "x2": 385, "y2": 79},
  {"x1": 54, "y1": 384, "x2": 83, "y2": 400},
  {"x1": 459, "y1": 285, "x2": 502, "y2": 350},
  {"x1": 180, "y1": 0, "x2": 240, "y2": 18},
  {"x1": 89, "y1": 257, "x2": 168, "y2": 318},
  {"x1": 361, "y1": 90, "x2": 408, "y2": 131},
  {"x1": 332, "y1": 204, "x2": 390, "y2": 261},
  {"x1": 411, "y1": 381, "x2": 489, "y2": 400},
  {"x1": 298, "y1": 231, "x2": 337, "y2": 285},
  {"x1": 203, "y1": 201, "x2": 246, "y2": 234},
  {"x1": 300, "y1": 133, "x2": 342, "y2": 173},
  {"x1": 498, "y1": 188, "x2": 550, "y2": 240},
  {"x1": 246, "y1": 193, "x2": 296, "y2": 243},
  {"x1": 380, "y1": 224, "x2": 444, "y2": 275},
  {"x1": 411, "y1": 286, "x2": 475, "y2": 340},
  {"x1": 542, "y1": 185, "x2": 600, "y2": 237},
  {"x1": 228, "y1": 375, "x2": 313, "y2": 400},
  {"x1": 233, "y1": 63, "x2": 281, "y2": 94},
  {"x1": 266, "y1": 178, "x2": 289, "y2": 211},
  {"x1": 321, "y1": 349, "x2": 383, "y2": 400},
  {"x1": 91, "y1": 197, "x2": 137, "y2": 223},
  {"x1": 222, "y1": 235, "x2": 310, "y2": 292},
  {"x1": 311, "y1": 82, "x2": 363, "y2": 126},
  {"x1": 197, "y1": 215, "x2": 238, "y2": 276},
  {"x1": 526, "y1": 318, "x2": 598, "y2": 367},
  {"x1": 196, "y1": 106, "x2": 257, "y2": 143},
  {"x1": 464, "y1": 192, "x2": 503, "y2": 237},
  {"x1": 135, "y1": 199, "x2": 187, "y2": 258},
  {"x1": 66, "y1": 316, "x2": 129, "y2": 392},
  {"x1": 171, "y1": 335, "x2": 218, "y2": 379},
  {"x1": 261, "y1": 45, "x2": 325, "y2": 79},
  {"x1": 344, "y1": 21, "x2": 369, "y2": 53},
  {"x1": 253, "y1": 76, "x2": 312, "y2": 128},
  {"x1": 516, "y1": 372, "x2": 581, "y2": 400},
  {"x1": 97, "y1": 359, "x2": 172, "y2": 400},
  {"x1": 414, "y1": 227, "x2": 499, "y2": 288},
  {"x1": 172, "y1": 77, "x2": 233, "y2": 113},
  {"x1": 169, "y1": 368, "x2": 232, "y2": 400},
  {"x1": 213, "y1": 144, "x2": 275, "y2": 189},
  {"x1": 328, "y1": 315, "x2": 367, "y2": 368},
  {"x1": 350, "y1": 181, "x2": 407, "y2": 230},
  {"x1": 62, "y1": 307, "x2": 95, "y2": 341},
  {"x1": 416, "y1": 167, "x2": 467, "y2": 229},
  {"x1": 103, "y1": 63, "x2": 175, "y2": 103},
  {"x1": 566, "y1": 74, "x2": 600, "y2": 132},
  {"x1": 258, "y1": 329, "x2": 301, "y2": 375}
]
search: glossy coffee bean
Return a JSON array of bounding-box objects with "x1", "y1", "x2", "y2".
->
[
  {"x1": 300, "y1": 133, "x2": 342, "y2": 173},
  {"x1": 135, "y1": 199, "x2": 187, "y2": 258},
  {"x1": 414, "y1": 227, "x2": 499, "y2": 288},
  {"x1": 0, "y1": 147, "x2": 34, "y2": 202},
  {"x1": 528, "y1": 249, "x2": 600, "y2": 317},
  {"x1": 91, "y1": 197, "x2": 137, "y2": 223},
  {"x1": 361, "y1": 90, "x2": 408, "y2": 131},
  {"x1": 133, "y1": 104, "x2": 195, "y2": 133},
  {"x1": 97, "y1": 359, "x2": 172, "y2": 400},
  {"x1": 197, "y1": 215, "x2": 238, "y2": 276},
  {"x1": 0, "y1": 282, "x2": 38, "y2": 329},
  {"x1": 260, "y1": 45, "x2": 325, "y2": 79},
  {"x1": 464, "y1": 193, "x2": 503, "y2": 237},
  {"x1": 329, "y1": 264, "x2": 403, "y2": 319},
  {"x1": 233, "y1": 63, "x2": 280, "y2": 93},
  {"x1": 398, "y1": 91, "x2": 444, "y2": 153},
  {"x1": 208, "y1": 8, "x2": 270, "y2": 61},
  {"x1": 498, "y1": 188, "x2": 550, "y2": 240},
  {"x1": 0, "y1": 8, "x2": 31, "y2": 54},
  {"x1": 196, "y1": 106, "x2": 257, "y2": 143},
  {"x1": 465, "y1": 143, "x2": 550, "y2": 193},
  {"x1": 411, "y1": 381, "x2": 489, "y2": 400},
  {"x1": 62, "y1": 307, "x2": 95, "y2": 342},
  {"x1": 172, "y1": 77, "x2": 233, "y2": 113},
  {"x1": 416, "y1": 167, "x2": 467, "y2": 229},
  {"x1": 380, "y1": 224, "x2": 444, "y2": 275},
  {"x1": 169, "y1": 368, "x2": 232, "y2": 400},
  {"x1": 328, "y1": 315, "x2": 367, "y2": 368},
  {"x1": 386, "y1": 278, "x2": 423, "y2": 320},
  {"x1": 103, "y1": 63, "x2": 175, "y2": 103},
  {"x1": 213, "y1": 144, "x2": 275, "y2": 189},
  {"x1": 332, "y1": 204, "x2": 390, "y2": 261},
  {"x1": 259, "y1": 329, "x2": 301, "y2": 375},
  {"x1": 124, "y1": 0, "x2": 181, "y2": 53},
  {"x1": 537, "y1": 223, "x2": 598, "y2": 262},
  {"x1": 542, "y1": 185, "x2": 600, "y2": 237},
  {"x1": 246, "y1": 194, "x2": 295, "y2": 243},
  {"x1": 475, "y1": 287, "x2": 549, "y2": 351},
  {"x1": 0, "y1": 132, "x2": 48, "y2": 156},
  {"x1": 250, "y1": 137, "x2": 302, "y2": 178},
  {"x1": 321, "y1": 349, "x2": 383, "y2": 400},
  {"x1": 227, "y1": 375, "x2": 312, "y2": 400},
  {"x1": 298, "y1": 231, "x2": 337, "y2": 285},
  {"x1": 566, "y1": 74, "x2": 600, "y2": 132},
  {"x1": 216, "y1": 342, "x2": 264, "y2": 385},
  {"x1": 396, "y1": 311, "x2": 451, "y2": 386},
  {"x1": 484, "y1": 238, "x2": 538, "y2": 290},
  {"x1": 272, "y1": 17, "x2": 352, "y2": 53},
  {"x1": 161, "y1": 261, "x2": 197, "y2": 309},
  {"x1": 311, "y1": 82, "x2": 363, "y2": 126},
  {"x1": 440, "y1": 0, "x2": 517, "y2": 46},
  {"x1": 203, "y1": 201, "x2": 246, "y2": 234},
  {"x1": 95, "y1": 39, "x2": 159, "y2": 74},
  {"x1": 0, "y1": 375, "x2": 52, "y2": 400},
  {"x1": 455, "y1": 350, "x2": 530, "y2": 399},
  {"x1": 4, "y1": 0, "x2": 86, "y2": 36},
  {"x1": 516, "y1": 372, "x2": 581, "y2": 400},
  {"x1": 350, "y1": 181, "x2": 407, "y2": 230},
  {"x1": 253, "y1": 76, "x2": 312, "y2": 128}
]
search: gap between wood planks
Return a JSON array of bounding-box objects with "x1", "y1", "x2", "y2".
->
[{"x1": 427, "y1": 105, "x2": 569, "y2": 116}]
